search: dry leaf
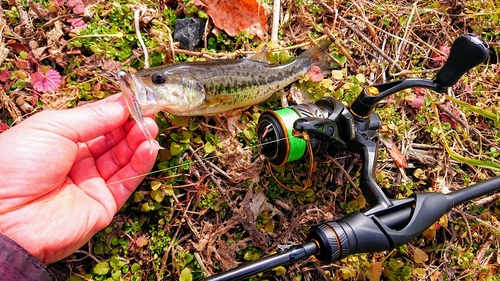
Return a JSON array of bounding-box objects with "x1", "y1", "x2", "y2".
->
[
  {"x1": 430, "y1": 270, "x2": 442, "y2": 281},
  {"x1": 413, "y1": 248, "x2": 429, "y2": 263},
  {"x1": 196, "y1": 0, "x2": 268, "y2": 39},
  {"x1": 134, "y1": 236, "x2": 149, "y2": 248},
  {"x1": 380, "y1": 137, "x2": 408, "y2": 168},
  {"x1": 422, "y1": 225, "x2": 437, "y2": 240},
  {"x1": 366, "y1": 262, "x2": 383, "y2": 281}
]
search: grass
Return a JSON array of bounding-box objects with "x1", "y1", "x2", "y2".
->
[{"x1": 1, "y1": 0, "x2": 500, "y2": 280}]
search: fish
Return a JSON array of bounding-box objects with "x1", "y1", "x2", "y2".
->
[{"x1": 118, "y1": 40, "x2": 336, "y2": 147}]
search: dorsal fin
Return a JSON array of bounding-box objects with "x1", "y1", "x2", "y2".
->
[{"x1": 248, "y1": 44, "x2": 269, "y2": 62}]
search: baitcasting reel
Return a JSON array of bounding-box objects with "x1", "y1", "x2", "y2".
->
[{"x1": 202, "y1": 34, "x2": 498, "y2": 281}]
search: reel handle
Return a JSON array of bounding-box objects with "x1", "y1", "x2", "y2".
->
[{"x1": 434, "y1": 34, "x2": 489, "y2": 88}]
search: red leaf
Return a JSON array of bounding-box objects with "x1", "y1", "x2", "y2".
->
[
  {"x1": 431, "y1": 45, "x2": 451, "y2": 62},
  {"x1": 408, "y1": 94, "x2": 424, "y2": 109},
  {"x1": 0, "y1": 122, "x2": 8, "y2": 132},
  {"x1": 197, "y1": 0, "x2": 268, "y2": 39},
  {"x1": 0, "y1": 70, "x2": 10, "y2": 82},
  {"x1": 413, "y1": 87, "x2": 424, "y2": 95},
  {"x1": 67, "y1": 0, "x2": 85, "y2": 14},
  {"x1": 440, "y1": 104, "x2": 460, "y2": 128},
  {"x1": 67, "y1": 18, "x2": 87, "y2": 32},
  {"x1": 306, "y1": 66, "x2": 324, "y2": 82},
  {"x1": 6, "y1": 42, "x2": 30, "y2": 53},
  {"x1": 440, "y1": 112, "x2": 458, "y2": 128},
  {"x1": 31, "y1": 68, "x2": 62, "y2": 92}
]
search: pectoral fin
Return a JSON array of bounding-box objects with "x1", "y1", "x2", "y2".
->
[{"x1": 203, "y1": 95, "x2": 233, "y2": 108}]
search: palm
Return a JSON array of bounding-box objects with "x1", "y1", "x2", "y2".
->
[{"x1": 0, "y1": 95, "x2": 158, "y2": 264}]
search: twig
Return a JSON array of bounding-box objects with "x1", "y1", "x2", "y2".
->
[
  {"x1": 437, "y1": 103, "x2": 500, "y2": 151},
  {"x1": 392, "y1": 3, "x2": 417, "y2": 74},
  {"x1": 188, "y1": 145, "x2": 231, "y2": 203},
  {"x1": 316, "y1": 0, "x2": 405, "y2": 73},
  {"x1": 325, "y1": 155, "x2": 363, "y2": 195},
  {"x1": 152, "y1": 19, "x2": 175, "y2": 61},
  {"x1": 204, "y1": 159, "x2": 230, "y2": 180},
  {"x1": 134, "y1": 7, "x2": 149, "y2": 68},
  {"x1": 69, "y1": 249, "x2": 101, "y2": 263},
  {"x1": 312, "y1": 261, "x2": 331, "y2": 281},
  {"x1": 351, "y1": 1, "x2": 379, "y2": 45},
  {"x1": 323, "y1": 27, "x2": 351, "y2": 66},
  {"x1": 271, "y1": 0, "x2": 281, "y2": 44},
  {"x1": 474, "y1": 193, "x2": 500, "y2": 206}
]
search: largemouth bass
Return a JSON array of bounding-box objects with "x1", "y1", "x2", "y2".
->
[{"x1": 118, "y1": 40, "x2": 335, "y2": 146}]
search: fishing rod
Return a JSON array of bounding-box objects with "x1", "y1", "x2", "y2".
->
[{"x1": 202, "y1": 34, "x2": 497, "y2": 281}]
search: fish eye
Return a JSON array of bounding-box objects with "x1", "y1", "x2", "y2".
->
[{"x1": 151, "y1": 73, "x2": 166, "y2": 84}]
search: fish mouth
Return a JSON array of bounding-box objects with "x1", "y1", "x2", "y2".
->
[
  {"x1": 118, "y1": 71, "x2": 146, "y2": 116},
  {"x1": 118, "y1": 71, "x2": 159, "y2": 150}
]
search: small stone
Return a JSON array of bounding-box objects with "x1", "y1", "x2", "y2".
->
[{"x1": 173, "y1": 18, "x2": 206, "y2": 50}]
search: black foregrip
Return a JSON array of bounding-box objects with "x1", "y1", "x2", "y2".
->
[
  {"x1": 307, "y1": 193, "x2": 454, "y2": 264},
  {"x1": 434, "y1": 34, "x2": 489, "y2": 88}
]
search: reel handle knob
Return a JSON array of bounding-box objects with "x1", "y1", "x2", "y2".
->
[{"x1": 434, "y1": 34, "x2": 489, "y2": 88}]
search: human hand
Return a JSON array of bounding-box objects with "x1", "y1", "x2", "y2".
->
[{"x1": 0, "y1": 94, "x2": 159, "y2": 264}]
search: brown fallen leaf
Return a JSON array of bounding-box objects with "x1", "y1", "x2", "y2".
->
[
  {"x1": 380, "y1": 136, "x2": 408, "y2": 168},
  {"x1": 413, "y1": 248, "x2": 429, "y2": 263},
  {"x1": 195, "y1": 0, "x2": 268, "y2": 39},
  {"x1": 366, "y1": 261, "x2": 383, "y2": 281}
]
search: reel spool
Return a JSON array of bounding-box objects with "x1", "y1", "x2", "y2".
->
[{"x1": 257, "y1": 99, "x2": 337, "y2": 166}]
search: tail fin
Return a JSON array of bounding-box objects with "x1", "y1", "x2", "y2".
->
[{"x1": 297, "y1": 40, "x2": 338, "y2": 74}]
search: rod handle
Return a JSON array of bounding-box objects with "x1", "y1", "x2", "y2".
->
[{"x1": 434, "y1": 34, "x2": 489, "y2": 88}]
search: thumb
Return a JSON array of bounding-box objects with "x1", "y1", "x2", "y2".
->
[{"x1": 25, "y1": 94, "x2": 131, "y2": 143}]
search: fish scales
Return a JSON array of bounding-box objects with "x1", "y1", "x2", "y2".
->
[
  {"x1": 182, "y1": 59, "x2": 310, "y2": 114},
  {"x1": 118, "y1": 39, "x2": 336, "y2": 145}
]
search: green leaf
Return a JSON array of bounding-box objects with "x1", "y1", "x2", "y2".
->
[
  {"x1": 272, "y1": 266, "x2": 287, "y2": 276},
  {"x1": 172, "y1": 116, "x2": 189, "y2": 126},
  {"x1": 164, "y1": 187, "x2": 175, "y2": 196},
  {"x1": 131, "y1": 263, "x2": 141, "y2": 274},
  {"x1": 331, "y1": 70, "x2": 343, "y2": 80},
  {"x1": 93, "y1": 241, "x2": 106, "y2": 255},
  {"x1": 133, "y1": 192, "x2": 144, "y2": 202},
  {"x1": 19, "y1": 51, "x2": 28, "y2": 59},
  {"x1": 445, "y1": 95, "x2": 499, "y2": 122},
  {"x1": 244, "y1": 251, "x2": 254, "y2": 261},
  {"x1": 204, "y1": 142, "x2": 215, "y2": 155},
  {"x1": 150, "y1": 181, "x2": 162, "y2": 191},
  {"x1": 93, "y1": 261, "x2": 110, "y2": 275},
  {"x1": 141, "y1": 202, "x2": 152, "y2": 212},
  {"x1": 170, "y1": 142, "x2": 184, "y2": 156},
  {"x1": 110, "y1": 256, "x2": 127, "y2": 269},
  {"x1": 189, "y1": 120, "x2": 199, "y2": 131},
  {"x1": 151, "y1": 189, "x2": 165, "y2": 203},
  {"x1": 179, "y1": 268, "x2": 193, "y2": 281},
  {"x1": 243, "y1": 128, "x2": 255, "y2": 140}
]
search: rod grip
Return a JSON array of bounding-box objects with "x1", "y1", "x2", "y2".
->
[{"x1": 434, "y1": 34, "x2": 489, "y2": 88}]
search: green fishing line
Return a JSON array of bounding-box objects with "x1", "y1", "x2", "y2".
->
[{"x1": 273, "y1": 108, "x2": 307, "y2": 163}]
